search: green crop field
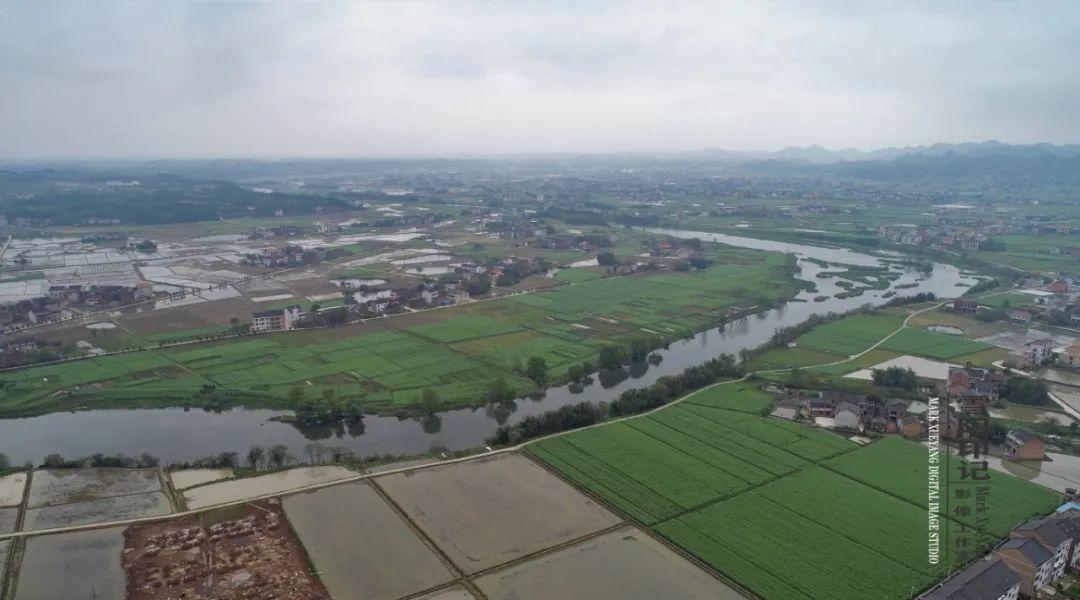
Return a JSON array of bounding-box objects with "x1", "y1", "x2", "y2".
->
[
  {"x1": 528, "y1": 392, "x2": 856, "y2": 524},
  {"x1": 746, "y1": 347, "x2": 845, "y2": 371},
  {"x1": 682, "y1": 383, "x2": 774, "y2": 414},
  {"x1": 408, "y1": 314, "x2": 522, "y2": 343},
  {"x1": 530, "y1": 400, "x2": 1060, "y2": 600},
  {"x1": 553, "y1": 268, "x2": 605, "y2": 283},
  {"x1": 971, "y1": 234, "x2": 1080, "y2": 273},
  {"x1": 978, "y1": 292, "x2": 1037, "y2": 309},
  {"x1": 826, "y1": 437, "x2": 1059, "y2": 537},
  {"x1": 795, "y1": 314, "x2": 904, "y2": 356},
  {"x1": 878, "y1": 327, "x2": 993, "y2": 359},
  {"x1": 658, "y1": 492, "x2": 932, "y2": 600},
  {"x1": 0, "y1": 245, "x2": 800, "y2": 416}
]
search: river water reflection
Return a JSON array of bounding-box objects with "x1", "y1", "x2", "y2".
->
[{"x1": 0, "y1": 230, "x2": 978, "y2": 464}]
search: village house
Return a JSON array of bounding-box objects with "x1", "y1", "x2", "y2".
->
[
  {"x1": 942, "y1": 411, "x2": 962, "y2": 439},
  {"x1": 898, "y1": 415, "x2": 924, "y2": 439},
  {"x1": 1049, "y1": 509, "x2": 1080, "y2": 570},
  {"x1": 1063, "y1": 344, "x2": 1080, "y2": 368},
  {"x1": 1008, "y1": 309, "x2": 1031, "y2": 325},
  {"x1": 1048, "y1": 279, "x2": 1070, "y2": 295},
  {"x1": 885, "y1": 399, "x2": 908, "y2": 418},
  {"x1": 922, "y1": 558, "x2": 1020, "y2": 600},
  {"x1": 808, "y1": 397, "x2": 835, "y2": 418},
  {"x1": 250, "y1": 305, "x2": 303, "y2": 333},
  {"x1": 833, "y1": 401, "x2": 863, "y2": 430},
  {"x1": 1017, "y1": 339, "x2": 1054, "y2": 368},
  {"x1": 1002, "y1": 430, "x2": 1046, "y2": 461},
  {"x1": 994, "y1": 537, "x2": 1055, "y2": 597},
  {"x1": 1012, "y1": 517, "x2": 1072, "y2": 582},
  {"x1": 134, "y1": 280, "x2": 153, "y2": 301},
  {"x1": 947, "y1": 365, "x2": 1004, "y2": 412},
  {"x1": 953, "y1": 299, "x2": 979, "y2": 314}
]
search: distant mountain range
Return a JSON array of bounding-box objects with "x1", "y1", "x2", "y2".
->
[{"x1": 689, "y1": 140, "x2": 1080, "y2": 164}]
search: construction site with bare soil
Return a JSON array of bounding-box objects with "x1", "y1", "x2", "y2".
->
[{"x1": 121, "y1": 500, "x2": 328, "y2": 600}]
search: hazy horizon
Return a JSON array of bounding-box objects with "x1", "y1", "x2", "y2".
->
[{"x1": 2, "y1": 1, "x2": 1079, "y2": 159}]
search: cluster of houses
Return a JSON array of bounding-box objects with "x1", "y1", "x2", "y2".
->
[
  {"x1": 879, "y1": 217, "x2": 1078, "y2": 254},
  {"x1": 924, "y1": 500, "x2": 1080, "y2": 599},
  {"x1": 0, "y1": 280, "x2": 155, "y2": 332},
  {"x1": 878, "y1": 223, "x2": 987, "y2": 251},
  {"x1": 948, "y1": 364, "x2": 1007, "y2": 413},
  {"x1": 798, "y1": 390, "x2": 927, "y2": 438},
  {"x1": 240, "y1": 245, "x2": 347, "y2": 268}
]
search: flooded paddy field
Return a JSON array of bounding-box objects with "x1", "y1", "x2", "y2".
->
[
  {"x1": 376, "y1": 453, "x2": 622, "y2": 573},
  {"x1": 23, "y1": 490, "x2": 172, "y2": 530},
  {"x1": 0, "y1": 539, "x2": 8, "y2": 590},
  {"x1": 168, "y1": 468, "x2": 234, "y2": 490},
  {"x1": 845, "y1": 354, "x2": 959, "y2": 381},
  {"x1": 183, "y1": 465, "x2": 354, "y2": 509},
  {"x1": 123, "y1": 500, "x2": 328, "y2": 600},
  {"x1": 0, "y1": 472, "x2": 27, "y2": 506},
  {"x1": 13, "y1": 527, "x2": 126, "y2": 600},
  {"x1": 414, "y1": 586, "x2": 477, "y2": 600},
  {"x1": 987, "y1": 452, "x2": 1080, "y2": 493},
  {"x1": 27, "y1": 468, "x2": 161, "y2": 507},
  {"x1": 474, "y1": 526, "x2": 742, "y2": 600},
  {"x1": 284, "y1": 482, "x2": 455, "y2": 600},
  {"x1": 0, "y1": 507, "x2": 17, "y2": 533}
]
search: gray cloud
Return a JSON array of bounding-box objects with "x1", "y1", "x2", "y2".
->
[{"x1": 0, "y1": 0, "x2": 1077, "y2": 158}]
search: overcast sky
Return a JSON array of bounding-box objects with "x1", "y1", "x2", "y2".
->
[{"x1": 1, "y1": 1, "x2": 1077, "y2": 158}]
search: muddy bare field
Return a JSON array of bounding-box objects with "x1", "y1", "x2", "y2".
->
[
  {"x1": 376, "y1": 453, "x2": 622, "y2": 573},
  {"x1": 284, "y1": 482, "x2": 455, "y2": 600},
  {"x1": 474, "y1": 526, "x2": 744, "y2": 600},
  {"x1": 123, "y1": 500, "x2": 328, "y2": 600}
]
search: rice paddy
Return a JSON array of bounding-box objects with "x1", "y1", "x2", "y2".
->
[{"x1": 529, "y1": 388, "x2": 1060, "y2": 600}]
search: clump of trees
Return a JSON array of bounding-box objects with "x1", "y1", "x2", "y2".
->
[
  {"x1": 41, "y1": 452, "x2": 160, "y2": 469},
  {"x1": 291, "y1": 387, "x2": 365, "y2": 425},
  {"x1": 1001, "y1": 376, "x2": 1050, "y2": 406},
  {"x1": 882, "y1": 292, "x2": 937, "y2": 307},
  {"x1": 768, "y1": 314, "x2": 829, "y2": 348},
  {"x1": 487, "y1": 377, "x2": 515, "y2": 403},
  {"x1": 871, "y1": 366, "x2": 918, "y2": 390},
  {"x1": 135, "y1": 239, "x2": 158, "y2": 252},
  {"x1": 525, "y1": 356, "x2": 548, "y2": 385}
]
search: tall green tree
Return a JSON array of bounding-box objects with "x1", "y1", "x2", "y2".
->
[{"x1": 526, "y1": 356, "x2": 548, "y2": 385}]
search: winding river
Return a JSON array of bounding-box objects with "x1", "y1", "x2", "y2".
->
[{"x1": 0, "y1": 230, "x2": 978, "y2": 464}]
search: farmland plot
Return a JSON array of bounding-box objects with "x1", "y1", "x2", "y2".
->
[
  {"x1": 683, "y1": 384, "x2": 774, "y2": 414},
  {"x1": 657, "y1": 492, "x2": 925, "y2": 600},
  {"x1": 878, "y1": 327, "x2": 992, "y2": 359},
  {"x1": 528, "y1": 437, "x2": 683, "y2": 524},
  {"x1": 475, "y1": 525, "x2": 743, "y2": 600},
  {"x1": 754, "y1": 466, "x2": 990, "y2": 574},
  {"x1": 825, "y1": 437, "x2": 1059, "y2": 537},
  {"x1": 551, "y1": 424, "x2": 753, "y2": 511},
  {"x1": 376, "y1": 453, "x2": 621, "y2": 574},
  {"x1": 795, "y1": 314, "x2": 903, "y2": 356}
]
